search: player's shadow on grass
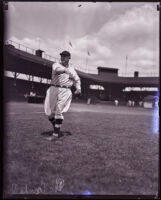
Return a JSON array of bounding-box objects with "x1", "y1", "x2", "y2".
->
[
  {"x1": 41, "y1": 130, "x2": 53, "y2": 137},
  {"x1": 41, "y1": 130, "x2": 72, "y2": 138}
]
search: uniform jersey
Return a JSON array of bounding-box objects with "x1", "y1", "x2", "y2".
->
[{"x1": 51, "y1": 62, "x2": 81, "y2": 90}]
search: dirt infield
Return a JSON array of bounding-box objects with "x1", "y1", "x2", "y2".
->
[{"x1": 3, "y1": 102, "x2": 159, "y2": 196}]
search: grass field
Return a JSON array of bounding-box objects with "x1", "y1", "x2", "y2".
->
[{"x1": 3, "y1": 102, "x2": 159, "y2": 196}]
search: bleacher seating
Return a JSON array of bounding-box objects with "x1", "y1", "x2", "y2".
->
[{"x1": 4, "y1": 77, "x2": 49, "y2": 102}]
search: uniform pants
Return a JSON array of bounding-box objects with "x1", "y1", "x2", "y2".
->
[{"x1": 44, "y1": 86, "x2": 72, "y2": 120}]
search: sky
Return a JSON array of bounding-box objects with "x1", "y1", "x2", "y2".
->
[{"x1": 5, "y1": 1, "x2": 159, "y2": 76}]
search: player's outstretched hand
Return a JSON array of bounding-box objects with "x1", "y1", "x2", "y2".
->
[{"x1": 74, "y1": 89, "x2": 81, "y2": 95}]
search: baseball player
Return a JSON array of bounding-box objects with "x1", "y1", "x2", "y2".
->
[{"x1": 44, "y1": 51, "x2": 81, "y2": 140}]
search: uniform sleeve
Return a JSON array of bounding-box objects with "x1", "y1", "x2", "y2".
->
[
  {"x1": 52, "y1": 62, "x2": 64, "y2": 72},
  {"x1": 68, "y1": 67, "x2": 81, "y2": 90}
]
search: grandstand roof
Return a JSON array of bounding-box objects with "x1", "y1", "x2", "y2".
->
[
  {"x1": 4, "y1": 44, "x2": 53, "y2": 79},
  {"x1": 75, "y1": 70, "x2": 159, "y2": 87},
  {"x1": 4, "y1": 44, "x2": 159, "y2": 87}
]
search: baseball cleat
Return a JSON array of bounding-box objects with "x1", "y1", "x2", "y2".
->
[
  {"x1": 52, "y1": 133, "x2": 59, "y2": 137},
  {"x1": 46, "y1": 133, "x2": 59, "y2": 141}
]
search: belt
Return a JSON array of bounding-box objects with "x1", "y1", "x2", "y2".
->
[{"x1": 51, "y1": 84, "x2": 71, "y2": 89}]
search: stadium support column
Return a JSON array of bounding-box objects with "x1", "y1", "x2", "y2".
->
[
  {"x1": 39, "y1": 77, "x2": 43, "y2": 83},
  {"x1": 46, "y1": 79, "x2": 51, "y2": 85},
  {"x1": 107, "y1": 84, "x2": 112, "y2": 101},
  {"x1": 14, "y1": 72, "x2": 16, "y2": 86},
  {"x1": 87, "y1": 82, "x2": 91, "y2": 100},
  {"x1": 26, "y1": 75, "x2": 31, "y2": 90},
  {"x1": 26, "y1": 75, "x2": 31, "y2": 81},
  {"x1": 26, "y1": 75, "x2": 34, "y2": 90},
  {"x1": 104, "y1": 85, "x2": 109, "y2": 100},
  {"x1": 81, "y1": 79, "x2": 86, "y2": 100},
  {"x1": 12, "y1": 72, "x2": 19, "y2": 86},
  {"x1": 31, "y1": 76, "x2": 34, "y2": 90}
]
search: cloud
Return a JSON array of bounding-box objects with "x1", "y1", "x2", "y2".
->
[
  {"x1": 94, "y1": 3, "x2": 159, "y2": 73},
  {"x1": 98, "y1": 4, "x2": 159, "y2": 47},
  {"x1": 7, "y1": 2, "x2": 112, "y2": 40},
  {"x1": 130, "y1": 47, "x2": 156, "y2": 61},
  {"x1": 72, "y1": 36, "x2": 111, "y2": 58},
  {"x1": 55, "y1": 2, "x2": 112, "y2": 38},
  {"x1": 9, "y1": 36, "x2": 37, "y2": 48},
  {"x1": 64, "y1": 35, "x2": 112, "y2": 71},
  {"x1": 7, "y1": 2, "x2": 159, "y2": 75}
]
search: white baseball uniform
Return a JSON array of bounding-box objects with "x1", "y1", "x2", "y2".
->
[{"x1": 44, "y1": 62, "x2": 81, "y2": 119}]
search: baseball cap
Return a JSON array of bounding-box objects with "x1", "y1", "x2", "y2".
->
[{"x1": 60, "y1": 51, "x2": 71, "y2": 57}]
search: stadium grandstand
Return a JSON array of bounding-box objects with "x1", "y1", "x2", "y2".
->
[{"x1": 3, "y1": 40, "x2": 159, "y2": 105}]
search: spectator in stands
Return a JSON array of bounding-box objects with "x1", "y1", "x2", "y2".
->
[{"x1": 44, "y1": 51, "x2": 81, "y2": 140}]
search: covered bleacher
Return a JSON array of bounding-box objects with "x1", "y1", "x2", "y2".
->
[{"x1": 3, "y1": 42, "x2": 159, "y2": 104}]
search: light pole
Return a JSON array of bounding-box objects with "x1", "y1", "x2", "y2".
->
[
  {"x1": 86, "y1": 56, "x2": 88, "y2": 73},
  {"x1": 125, "y1": 55, "x2": 128, "y2": 76},
  {"x1": 36, "y1": 37, "x2": 41, "y2": 49}
]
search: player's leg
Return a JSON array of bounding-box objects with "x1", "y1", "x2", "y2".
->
[
  {"x1": 46, "y1": 114, "x2": 64, "y2": 140},
  {"x1": 53, "y1": 88, "x2": 72, "y2": 137},
  {"x1": 45, "y1": 87, "x2": 60, "y2": 140},
  {"x1": 46, "y1": 89, "x2": 71, "y2": 140},
  {"x1": 48, "y1": 115, "x2": 55, "y2": 131},
  {"x1": 44, "y1": 86, "x2": 58, "y2": 131},
  {"x1": 54, "y1": 115, "x2": 64, "y2": 137}
]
